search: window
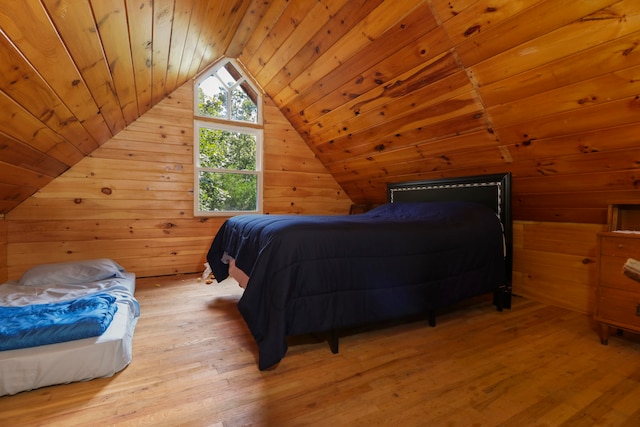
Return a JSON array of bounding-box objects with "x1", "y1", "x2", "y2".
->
[{"x1": 194, "y1": 58, "x2": 263, "y2": 216}]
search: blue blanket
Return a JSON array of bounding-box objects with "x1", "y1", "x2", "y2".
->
[{"x1": 0, "y1": 293, "x2": 118, "y2": 351}]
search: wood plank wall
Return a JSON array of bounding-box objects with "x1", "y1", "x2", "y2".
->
[
  {"x1": 513, "y1": 221, "x2": 604, "y2": 315},
  {"x1": 0, "y1": 79, "x2": 603, "y2": 315},
  {"x1": 3, "y1": 81, "x2": 352, "y2": 279}
]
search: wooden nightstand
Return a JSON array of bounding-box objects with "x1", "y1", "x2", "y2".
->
[{"x1": 595, "y1": 202, "x2": 640, "y2": 344}]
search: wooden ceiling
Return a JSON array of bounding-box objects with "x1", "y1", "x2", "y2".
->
[{"x1": 2, "y1": 0, "x2": 640, "y2": 222}]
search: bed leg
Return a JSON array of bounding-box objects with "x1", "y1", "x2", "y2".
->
[
  {"x1": 427, "y1": 310, "x2": 436, "y2": 327},
  {"x1": 493, "y1": 285, "x2": 512, "y2": 311},
  {"x1": 330, "y1": 329, "x2": 339, "y2": 354}
]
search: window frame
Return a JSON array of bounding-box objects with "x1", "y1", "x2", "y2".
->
[{"x1": 193, "y1": 58, "x2": 264, "y2": 217}]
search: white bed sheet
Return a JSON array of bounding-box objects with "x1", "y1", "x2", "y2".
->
[{"x1": 0, "y1": 273, "x2": 138, "y2": 396}]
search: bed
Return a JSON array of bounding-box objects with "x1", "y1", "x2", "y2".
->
[
  {"x1": 207, "y1": 172, "x2": 512, "y2": 370},
  {"x1": 0, "y1": 259, "x2": 139, "y2": 396}
]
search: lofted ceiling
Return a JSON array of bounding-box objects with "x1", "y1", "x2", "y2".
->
[{"x1": 1, "y1": 0, "x2": 640, "y2": 222}]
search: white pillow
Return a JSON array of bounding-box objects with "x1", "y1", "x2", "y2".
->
[{"x1": 19, "y1": 258, "x2": 126, "y2": 287}]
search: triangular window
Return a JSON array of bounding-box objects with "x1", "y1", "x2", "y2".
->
[{"x1": 196, "y1": 59, "x2": 261, "y2": 124}]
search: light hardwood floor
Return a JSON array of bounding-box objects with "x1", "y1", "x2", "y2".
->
[{"x1": 1, "y1": 273, "x2": 640, "y2": 426}]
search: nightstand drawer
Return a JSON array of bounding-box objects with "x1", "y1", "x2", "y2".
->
[
  {"x1": 599, "y1": 234, "x2": 640, "y2": 257},
  {"x1": 595, "y1": 287, "x2": 640, "y2": 330}
]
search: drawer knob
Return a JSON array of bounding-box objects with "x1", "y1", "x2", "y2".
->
[{"x1": 618, "y1": 244, "x2": 624, "y2": 249}]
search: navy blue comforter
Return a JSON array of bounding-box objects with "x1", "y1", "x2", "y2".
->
[{"x1": 208, "y1": 201, "x2": 506, "y2": 369}]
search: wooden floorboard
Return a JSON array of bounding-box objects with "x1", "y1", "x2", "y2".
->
[{"x1": 2, "y1": 273, "x2": 640, "y2": 426}]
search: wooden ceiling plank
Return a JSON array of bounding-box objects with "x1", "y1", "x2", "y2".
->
[
  {"x1": 247, "y1": 0, "x2": 327, "y2": 81},
  {"x1": 237, "y1": 0, "x2": 290, "y2": 67},
  {"x1": 0, "y1": 31, "x2": 99, "y2": 155},
  {"x1": 0, "y1": 182, "x2": 40, "y2": 201},
  {"x1": 312, "y1": 92, "x2": 484, "y2": 159},
  {"x1": 42, "y1": 0, "x2": 127, "y2": 136},
  {"x1": 474, "y1": 0, "x2": 640, "y2": 87},
  {"x1": 335, "y1": 141, "x2": 504, "y2": 178},
  {"x1": 149, "y1": 0, "x2": 174, "y2": 106},
  {"x1": 163, "y1": 0, "x2": 194, "y2": 95},
  {"x1": 252, "y1": 0, "x2": 345, "y2": 82},
  {"x1": 321, "y1": 124, "x2": 495, "y2": 167},
  {"x1": 0, "y1": 131, "x2": 70, "y2": 177},
  {"x1": 283, "y1": 2, "x2": 443, "y2": 133},
  {"x1": 308, "y1": 71, "x2": 474, "y2": 148},
  {"x1": 429, "y1": 0, "x2": 484, "y2": 24},
  {"x1": 440, "y1": 0, "x2": 543, "y2": 47},
  {"x1": 509, "y1": 122, "x2": 640, "y2": 160},
  {"x1": 0, "y1": 182, "x2": 48, "y2": 216},
  {"x1": 126, "y1": 0, "x2": 153, "y2": 116},
  {"x1": 226, "y1": 0, "x2": 274, "y2": 59},
  {"x1": 185, "y1": 1, "x2": 224, "y2": 79},
  {"x1": 488, "y1": 63, "x2": 640, "y2": 128},
  {"x1": 315, "y1": 108, "x2": 487, "y2": 169},
  {"x1": 262, "y1": 0, "x2": 383, "y2": 97},
  {"x1": 513, "y1": 147, "x2": 640, "y2": 178},
  {"x1": 0, "y1": 92, "x2": 83, "y2": 167},
  {"x1": 273, "y1": 0, "x2": 426, "y2": 106},
  {"x1": 495, "y1": 95, "x2": 640, "y2": 146},
  {"x1": 326, "y1": 131, "x2": 499, "y2": 175},
  {"x1": 329, "y1": 142, "x2": 507, "y2": 183},
  {"x1": 203, "y1": 0, "x2": 254, "y2": 72},
  {"x1": 175, "y1": 0, "x2": 210, "y2": 84},
  {"x1": 0, "y1": 0, "x2": 113, "y2": 144},
  {"x1": 302, "y1": 52, "x2": 464, "y2": 145},
  {"x1": 0, "y1": 160, "x2": 55, "y2": 191},
  {"x1": 90, "y1": 0, "x2": 139, "y2": 125},
  {"x1": 455, "y1": 0, "x2": 618, "y2": 67},
  {"x1": 479, "y1": 31, "x2": 640, "y2": 107},
  {"x1": 0, "y1": 201, "x2": 20, "y2": 215}
]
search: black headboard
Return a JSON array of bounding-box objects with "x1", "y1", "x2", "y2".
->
[{"x1": 387, "y1": 172, "x2": 512, "y2": 285}]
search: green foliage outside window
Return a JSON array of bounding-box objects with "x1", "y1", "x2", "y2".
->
[{"x1": 197, "y1": 127, "x2": 258, "y2": 212}]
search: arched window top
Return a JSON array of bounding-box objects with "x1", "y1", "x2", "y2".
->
[{"x1": 195, "y1": 58, "x2": 262, "y2": 125}]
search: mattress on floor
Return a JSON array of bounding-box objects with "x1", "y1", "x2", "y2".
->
[{"x1": 0, "y1": 272, "x2": 138, "y2": 396}]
